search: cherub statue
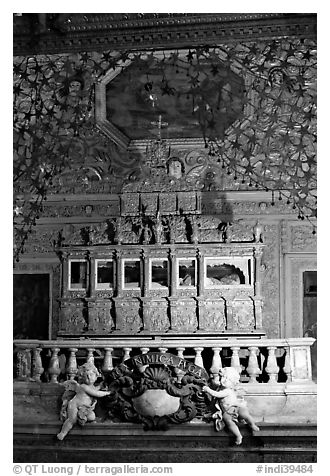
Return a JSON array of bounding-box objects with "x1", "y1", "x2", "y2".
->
[
  {"x1": 203, "y1": 367, "x2": 259, "y2": 445},
  {"x1": 57, "y1": 362, "x2": 111, "y2": 440}
]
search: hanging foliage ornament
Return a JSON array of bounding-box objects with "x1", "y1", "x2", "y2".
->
[{"x1": 13, "y1": 38, "x2": 317, "y2": 261}]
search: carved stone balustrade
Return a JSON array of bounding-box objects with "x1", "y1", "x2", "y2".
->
[{"x1": 14, "y1": 337, "x2": 315, "y2": 385}]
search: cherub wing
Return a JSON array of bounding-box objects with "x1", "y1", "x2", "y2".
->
[
  {"x1": 61, "y1": 379, "x2": 80, "y2": 401},
  {"x1": 62, "y1": 379, "x2": 80, "y2": 391}
]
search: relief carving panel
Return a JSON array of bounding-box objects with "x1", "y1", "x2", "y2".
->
[
  {"x1": 59, "y1": 300, "x2": 87, "y2": 334},
  {"x1": 198, "y1": 300, "x2": 226, "y2": 331},
  {"x1": 142, "y1": 301, "x2": 170, "y2": 332},
  {"x1": 170, "y1": 300, "x2": 197, "y2": 331},
  {"x1": 114, "y1": 299, "x2": 142, "y2": 332},
  {"x1": 232, "y1": 299, "x2": 254, "y2": 330},
  {"x1": 87, "y1": 300, "x2": 114, "y2": 333}
]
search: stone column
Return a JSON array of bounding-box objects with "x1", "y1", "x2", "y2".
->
[
  {"x1": 230, "y1": 346, "x2": 242, "y2": 375},
  {"x1": 32, "y1": 347, "x2": 44, "y2": 382},
  {"x1": 142, "y1": 250, "x2": 149, "y2": 297},
  {"x1": 246, "y1": 346, "x2": 261, "y2": 383},
  {"x1": 197, "y1": 249, "x2": 205, "y2": 296},
  {"x1": 86, "y1": 348, "x2": 95, "y2": 364},
  {"x1": 210, "y1": 347, "x2": 222, "y2": 384},
  {"x1": 89, "y1": 255, "x2": 96, "y2": 297},
  {"x1": 265, "y1": 346, "x2": 279, "y2": 383},
  {"x1": 102, "y1": 347, "x2": 114, "y2": 372},
  {"x1": 48, "y1": 347, "x2": 61, "y2": 383},
  {"x1": 169, "y1": 249, "x2": 177, "y2": 297},
  {"x1": 194, "y1": 347, "x2": 204, "y2": 368},
  {"x1": 116, "y1": 250, "x2": 123, "y2": 298},
  {"x1": 61, "y1": 252, "x2": 70, "y2": 298},
  {"x1": 254, "y1": 248, "x2": 263, "y2": 297},
  {"x1": 226, "y1": 300, "x2": 234, "y2": 331},
  {"x1": 122, "y1": 347, "x2": 132, "y2": 362}
]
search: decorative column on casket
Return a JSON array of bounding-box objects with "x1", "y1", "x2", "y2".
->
[
  {"x1": 113, "y1": 250, "x2": 142, "y2": 333},
  {"x1": 196, "y1": 248, "x2": 205, "y2": 330},
  {"x1": 61, "y1": 251, "x2": 70, "y2": 298}
]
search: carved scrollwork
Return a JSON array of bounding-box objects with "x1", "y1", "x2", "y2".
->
[{"x1": 103, "y1": 352, "x2": 209, "y2": 430}]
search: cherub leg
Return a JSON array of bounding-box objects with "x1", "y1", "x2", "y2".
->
[
  {"x1": 57, "y1": 402, "x2": 78, "y2": 440},
  {"x1": 87, "y1": 410, "x2": 96, "y2": 422},
  {"x1": 239, "y1": 408, "x2": 260, "y2": 431},
  {"x1": 223, "y1": 413, "x2": 242, "y2": 445}
]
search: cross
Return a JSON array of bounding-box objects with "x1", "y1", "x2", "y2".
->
[{"x1": 151, "y1": 114, "x2": 168, "y2": 138}]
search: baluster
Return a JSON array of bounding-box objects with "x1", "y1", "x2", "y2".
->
[
  {"x1": 137, "y1": 347, "x2": 150, "y2": 373},
  {"x1": 159, "y1": 347, "x2": 168, "y2": 354},
  {"x1": 265, "y1": 346, "x2": 279, "y2": 383},
  {"x1": 16, "y1": 348, "x2": 31, "y2": 379},
  {"x1": 140, "y1": 347, "x2": 150, "y2": 355},
  {"x1": 16, "y1": 347, "x2": 28, "y2": 379},
  {"x1": 32, "y1": 347, "x2": 44, "y2": 382},
  {"x1": 48, "y1": 347, "x2": 61, "y2": 383},
  {"x1": 66, "y1": 348, "x2": 78, "y2": 380},
  {"x1": 102, "y1": 347, "x2": 114, "y2": 372},
  {"x1": 230, "y1": 346, "x2": 242, "y2": 375},
  {"x1": 86, "y1": 348, "x2": 95, "y2": 364},
  {"x1": 122, "y1": 347, "x2": 132, "y2": 362},
  {"x1": 283, "y1": 346, "x2": 292, "y2": 382},
  {"x1": 194, "y1": 347, "x2": 204, "y2": 368},
  {"x1": 246, "y1": 346, "x2": 261, "y2": 383},
  {"x1": 15, "y1": 348, "x2": 24, "y2": 379},
  {"x1": 210, "y1": 347, "x2": 222, "y2": 385},
  {"x1": 174, "y1": 347, "x2": 186, "y2": 383}
]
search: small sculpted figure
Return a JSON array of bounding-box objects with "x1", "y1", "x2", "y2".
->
[
  {"x1": 253, "y1": 220, "x2": 264, "y2": 243},
  {"x1": 203, "y1": 367, "x2": 259, "y2": 445},
  {"x1": 57, "y1": 362, "x2": 111, "y2": 440}
]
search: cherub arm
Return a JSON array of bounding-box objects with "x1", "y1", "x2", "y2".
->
[
  {"x1": 203, "y1": 386, "x2": 231, "y2": 398},
  {"x1": 80, "y1": 384, "x2": 111, "y2": 398}
]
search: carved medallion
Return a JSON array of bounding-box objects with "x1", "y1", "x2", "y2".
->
[{"x1": 103, "y1": 352, "x2": 208, "y2": 430}]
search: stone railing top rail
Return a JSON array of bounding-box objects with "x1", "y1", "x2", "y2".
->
[{"x1": 14, "y1": 337, "x2": 315, "y2": 349}]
